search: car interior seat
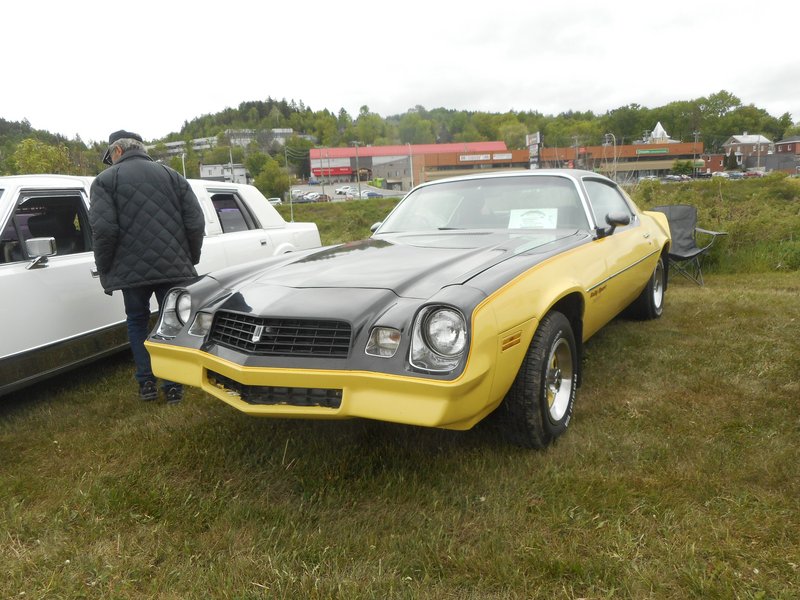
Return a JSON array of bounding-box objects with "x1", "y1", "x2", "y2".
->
[{"x1": 26, "y1": 212, "x2": 85, "y2": 256}]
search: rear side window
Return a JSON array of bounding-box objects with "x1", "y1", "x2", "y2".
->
[{"x1": 210, "y1": 192, "x2": 258, "y2": 233}]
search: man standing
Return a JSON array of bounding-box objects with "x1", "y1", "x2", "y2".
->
[{"x1": 90, "y1": 130, "x2": 205, "y2": 403}]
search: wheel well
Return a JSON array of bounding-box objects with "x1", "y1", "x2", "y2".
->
[
  {"x1": 661, "y1": 245, "x2": 670, "y2": 291},
  {"x1": 549, "y1": 292, "x2": 584, "y2": 386}
]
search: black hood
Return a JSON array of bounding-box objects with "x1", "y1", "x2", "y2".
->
[{"x1": 228, "y1": 230, "x2": 586, "y2": 300}]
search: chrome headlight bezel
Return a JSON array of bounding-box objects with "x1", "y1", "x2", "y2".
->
[
  {"x1": 409, "y1": 306, "x2": 468, "y2": 373},
  {"x1": 155, "y1": 289, "x2": 191, "y2": 339}
]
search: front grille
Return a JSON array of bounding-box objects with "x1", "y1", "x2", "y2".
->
[
  {"x1": 210, "y1": 311, "x2": 351, "y2": 358},
  {"x1": 208, "y1": 371, "x2": 342, "y2": 408}
]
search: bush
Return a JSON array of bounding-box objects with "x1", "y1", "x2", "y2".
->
[{"x1": 632, "y1": 174, "x2": 800, "y2": 273}]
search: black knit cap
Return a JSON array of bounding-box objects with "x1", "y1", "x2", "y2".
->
[{"x1": 103, "y1": 130, "x2": 144, "y2": 165}]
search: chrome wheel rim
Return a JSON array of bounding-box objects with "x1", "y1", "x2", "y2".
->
[
  {"x1": 653, "y1": 260, "x2": 664, "y2": 309},
  {"x1": 545, "y1": 337, "x2": 573, "y2": 421}
]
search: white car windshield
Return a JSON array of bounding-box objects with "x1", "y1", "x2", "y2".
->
[{"x1": 377, "y1": 175, "x2": 590, "y2": 233}]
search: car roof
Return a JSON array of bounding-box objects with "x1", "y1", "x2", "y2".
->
[{"x1": 0, "y1": 174, "x2": 95, "y2": 188}]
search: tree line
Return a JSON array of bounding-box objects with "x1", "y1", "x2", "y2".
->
[{"x1": 2, "y1": 90, "x2": 797, "y2": 198}]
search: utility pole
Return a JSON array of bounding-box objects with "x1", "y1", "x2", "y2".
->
[
  {"x1": 572, "y1": 135, "x2": 579, "y2": 168},
  {"x1": 757, "y1": 135, "x2": 762, "y2": 171},
  {"x1": 693, "y1": 131, "x2": 701, "y2": 178},
  {"x1": 604, "y1": 133, "x2": 617, "y2": 181}
]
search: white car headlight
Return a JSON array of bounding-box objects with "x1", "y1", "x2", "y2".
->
[
  {"x1": 410, "y1": 307, "x2": 467, "y2": 373},
  {"x1": 155, "y1": 290, "x2": 191, "y2": 338},
  {"x1": 176, "y1": 292, "x2": 192, "y2": 325},
  {"x1": 424, "y1": 308, "x2": 467, "y2": 356}
]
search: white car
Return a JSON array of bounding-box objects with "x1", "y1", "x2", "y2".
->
[
  {"x1": 335, "y1": 185, "x2": 355, "y2": 195},
  {"x1": 267, "y1": 197, "x2": 282, "y2": 206},
  {"x1": 0, "y1": 174, "x2": 322, "y2": 396}
]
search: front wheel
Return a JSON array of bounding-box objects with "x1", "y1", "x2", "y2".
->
[{"x1": 498, "y1": 311, "x2": 577, "y2": 449}]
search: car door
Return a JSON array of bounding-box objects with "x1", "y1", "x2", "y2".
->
[
  {"x1": 580, "y1": 177, "x2": 658, "y2": 335},
  {"x1": 0, "y1": 185, "x2": 128, "y2": 393},
  {"x1": 191, "y1": 185, "x2": 276, "y2": 273}
]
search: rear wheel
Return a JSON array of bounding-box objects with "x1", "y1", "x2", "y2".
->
[
  {"x1": 627, "y1": 256, "x2": 665, "y2": 320},
  {"x1": 498, "y1": 311, "x2": 577, "y2": 449}
]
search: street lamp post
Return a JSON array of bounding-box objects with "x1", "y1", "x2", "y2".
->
[
  {"x1": 181, "y1": 152, "x2": 186, "y2": 177},
  {"x1": 352, "y1": 141, "x2": 362, "y2": 199},
  {"x1": 692, "y1": 131, "x2": 701, "y2": 178}
]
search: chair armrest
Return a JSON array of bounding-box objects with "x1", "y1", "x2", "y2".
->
[{"x1": 696, "y1": 227, "x2": 727, "y2": 237}]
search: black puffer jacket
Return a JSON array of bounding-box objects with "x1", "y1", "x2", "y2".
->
[{"x1": 89, "y1": 149, "x2": 205, "y2": 293}]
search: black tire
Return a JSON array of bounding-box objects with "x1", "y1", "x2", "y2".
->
[
  {"x1": 497, "y1": 311, "x2": 577, "y2": 449},
  {"x1": 627, "y1": 256, "x2": 666, "y2": 320}
]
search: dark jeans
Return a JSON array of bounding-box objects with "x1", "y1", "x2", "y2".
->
[{"x1": 122, "y1": 283, "x2": 179, "y2": 388}]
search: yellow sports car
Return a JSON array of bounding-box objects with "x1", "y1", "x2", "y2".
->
[{"x1": 146, "y1": 170, "x2": 670, "y2": 448}]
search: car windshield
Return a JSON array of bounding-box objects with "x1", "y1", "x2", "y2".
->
[{"x1": 377, "y1": 175, "x2": 589, "y2": 233}]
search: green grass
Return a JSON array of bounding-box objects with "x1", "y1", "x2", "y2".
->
[
  {"x1": 2, "y1": 274, "x2": 798, "y2": 598},
  {"x1": 2, "y1": 181, "x2": 799, "y2": 598}
]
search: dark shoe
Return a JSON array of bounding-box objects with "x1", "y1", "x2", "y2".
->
[
  {"x1": 139, "y1": 380, "x2": 158, "y2": 402},
  {"x1": 164, "y1": 385, "x2": 183, "y2": 404}
]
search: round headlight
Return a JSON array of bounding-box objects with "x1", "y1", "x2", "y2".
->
[
  {"x1": 424, "y1": 309, "x2": 466, "y2": 356},
  {"x1": 176, "y1": 292, "x2": 192, "y2": 324}
]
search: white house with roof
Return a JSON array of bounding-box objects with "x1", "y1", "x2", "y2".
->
[{"x1": 722, "y1": 132, "x2": 773, "y2": 169}]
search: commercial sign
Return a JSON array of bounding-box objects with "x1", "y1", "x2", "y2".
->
[
  {"x1": 493, "y1": 153, "x2": 512, "y2": 160},
  {"x1": 311, "y1": 166, "x2": 352, "y2": 176},
  {"x1": 460, "y1": 154, "x2": 491, "y2": 162},
  {"x1": 636, "y1": 148, "x2": 669, "y2": 155}
]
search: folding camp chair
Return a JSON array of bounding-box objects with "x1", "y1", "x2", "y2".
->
[{"x1": 650, "y1": 204, "x2": 727, "y2": 286}]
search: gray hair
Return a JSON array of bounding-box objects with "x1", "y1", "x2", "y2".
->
[{"x1": 112, "y1": 137, "x2": 145, "y2": 154}]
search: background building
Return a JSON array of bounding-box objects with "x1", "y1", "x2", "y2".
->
[
  {"x1": 538, "y1": 123, "x2": 704, "y2": 181},
  {"x1": 199, "y1": 163, "x2": 251, "y2": 184},
  {"x1": 310, "y1": 142, "x2": 530, "y2": 191}
]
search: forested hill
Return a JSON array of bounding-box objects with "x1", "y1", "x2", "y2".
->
[
  {"x1": 5, "y1": 89, "x2": 796, "y2": 154},
  {"x1": 2, "y1": 90, "x2": 798, "y2": 178}
]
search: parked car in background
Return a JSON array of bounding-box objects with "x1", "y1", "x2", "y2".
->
[
  {"x1": 146, "y1": 169, "x2": 671, "y2": 449},
  {"x1": 712, "y1": 171, "x2": 730, "y2": 178},
  {"x1": 299, "y1": 192, "x2": 320, "y2": 202},
  {"x1": 0, "y1": 175, "x2": 322, "y2": 397},
  {"x1": 267, "y1": 197, "x2": 282, "y2": 206},
  {"x1": 360, "y1": 190, "x2": 383, "y2": 198},
  {"x1": 335, "y1": 185, "x2": 355, "y2": 195}
]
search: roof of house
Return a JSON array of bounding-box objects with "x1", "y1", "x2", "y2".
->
[
  {"x1": 310, "y1": 141, "x2": 507, "y2": 159},
  {"x1": 724, "y1": 133, "x2": 773, "y2": 145}
]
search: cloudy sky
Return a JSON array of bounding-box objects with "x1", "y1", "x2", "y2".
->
[{"x1": 3, "y1": 0, "x2": 797, "y2": 144}]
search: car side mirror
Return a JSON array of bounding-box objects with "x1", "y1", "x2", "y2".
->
[
  {"x1": 25, "y1": 237, "x2": 57, "y2": 269},
  {"x1": 595, "y1": 212, "x2": 631, "y2": 238},
  {"x1": 370, "y1": 222, "x2": 382, "y2": 233}
]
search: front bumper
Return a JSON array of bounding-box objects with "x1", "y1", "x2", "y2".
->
[{"x1": 145, "y1": 341, "x2": 499, "y2": 430}]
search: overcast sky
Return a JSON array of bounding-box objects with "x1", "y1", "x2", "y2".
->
[{"x1": 3, "y1": 0, "x2": 797, "y2": 145}]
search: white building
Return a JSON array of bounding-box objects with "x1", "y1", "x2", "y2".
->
[{"x1": 199, "y1": 163, "x2": 251, "y2": 184}]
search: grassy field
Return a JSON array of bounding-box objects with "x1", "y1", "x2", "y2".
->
[{"x1": 1, "y1": 178, "x2": 799, "y2": 598}]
